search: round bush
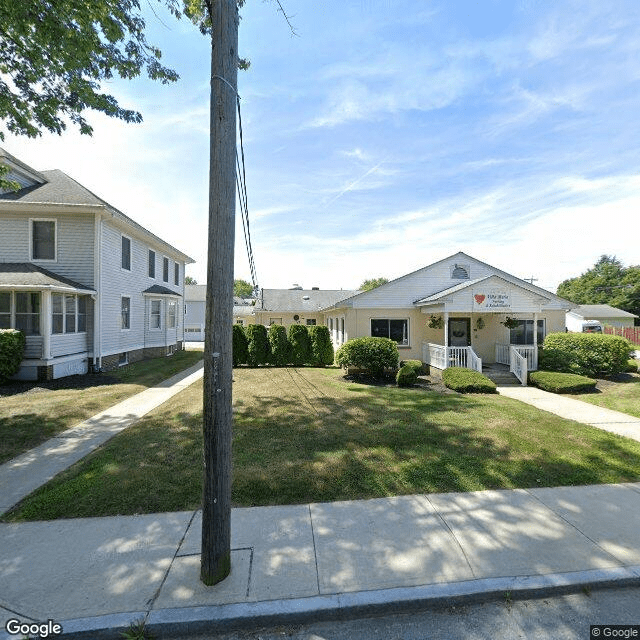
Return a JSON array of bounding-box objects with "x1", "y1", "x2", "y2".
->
[
  {"x1": 308, "y1": 325, "x2": 334, "y2": 367},
  {"x1": 400, "y1": 360, "x2": 425, "y2": 375},
  {"x1": 245, "y1": 324, "x2": 270, "y2": 367},
  {"x1": 0, "y1": 329, "x2": 26, "y2": 384},
  {"x1": 288, "y1": 324, "x2": 311, "y2": 366},
  {"x1": 268, "y1": 324, "x2": 290, "y2": 366},
  {"x1": 232, "y1": 324, "x2": 248, "y2": 367},
  {"x1": 529, "y1": 370, "x2": 597, "y2": 394},
  {"x1": 335, "y1": 337, "x2": 399, "y2": 378},
  {"x1": 442, "y1": 367, "x2": 497, "y2": 393},
  {"x1": 396, "y1": 364, "x2": 417, "y2": 387}
]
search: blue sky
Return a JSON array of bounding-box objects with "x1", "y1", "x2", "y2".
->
[{"x1": 4, "y1": 0, "x2": 640, "y2": 292}]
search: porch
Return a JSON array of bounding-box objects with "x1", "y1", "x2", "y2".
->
[{"x1": 422, "y1": 342, "x2": 537, "y2": 386}]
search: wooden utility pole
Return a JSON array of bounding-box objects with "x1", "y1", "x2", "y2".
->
[{"x1": 201, "y1": 0, "x2": 238, "y2": 586}]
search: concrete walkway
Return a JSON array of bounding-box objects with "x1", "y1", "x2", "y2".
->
[
  {"x1": 0, "y1": 360, "x2": 204, "y2": 516},
  {"x1": 1, "y1": 485, "x2": 640, "y2": 639},
  {"x1": 497, "y1": 385, "x2": 640, "y2": 442}
]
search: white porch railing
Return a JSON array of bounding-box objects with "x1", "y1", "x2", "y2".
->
[
  {"x1": 495, "y1": 344, "x2": 537, "y2": 371},
  {"x1": 423, "y1": 343, "x2": 482, "y2": 372},
  {"x1": 509, "y1": 346, "x2": 528, "y2": 385}
]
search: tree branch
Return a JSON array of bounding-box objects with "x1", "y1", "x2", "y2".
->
[{"x1": 274, "y1": 0, "x2": 298, "y2": 36}]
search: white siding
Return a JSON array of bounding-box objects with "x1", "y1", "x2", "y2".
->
[
  {"x1": 50, "y1": 333, "x2": 89, "y2": 358},
  {"x1": 0, "y1": 211, "x2": 95, "y2": 287}
]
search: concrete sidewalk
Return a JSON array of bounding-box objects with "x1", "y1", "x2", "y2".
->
[
  {"x1": 497, "y1": 385, "x2": 640, "y2": 442},
  {"x1": 0, "y1": 360, "x2": 204, "y2": 516},
  {"x1": 1, "y1": 484, "x2": 640, "y2": 639}
]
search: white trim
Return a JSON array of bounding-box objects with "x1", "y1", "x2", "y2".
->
[
  {"x1": 162, "y1": 256, "x2": 169, "y2": 283},
  {"x1": 121, "y1": 295, "x2": 131, "y2": 331},
  {"x1": 149, "y1": 298, "x2": 162, "y2": 331},
  {"x1": 29, "y1": 217, "x2": 57, "y2": 262},
  {"x1": 148, "y1": 248, "x2": 156, "y2": 279},
  {"x1": 121, "y1": 234, "x2": 132, "y2": 271}
]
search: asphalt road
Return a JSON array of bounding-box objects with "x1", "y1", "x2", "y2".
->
[{"x1": 165, "y1": 586, "x2": 640, "y2": 640}]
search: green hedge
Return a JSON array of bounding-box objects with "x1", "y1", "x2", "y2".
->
[
  {"x1": 335, "y1": 337, "x2": 399, "y2": 378},
  {"x1": 442, "y1": 367, "x2": 497, "y2": 393},
  {"x1": 529, "y1": 370, "x2": 597, "y2": 394},
  {"x1": 396, "y1": 364, "x2": 418, "y2": 387},
  {"x1": 400, "y1": 359, "x2": 425, "y2": 375},
  {"x1": 626, "y1": 358, "x2": 639, "y2": 373},
  {"x1": 288, "y1": 324, "x2": 311, "y2": 366},
  {"x1": 0, "y1": 329, "x2": 26, "y2": 384},
  {"x1": 308, "y1": 325, "x2": 334, "y2": 367},
  {"x1": 232, "y1": 324, "x2": 248, "y2": 367},
  {"x1": 268, "y1": 324, "x2": 290, "y2": 366},
  {"x1": 540, "y1": 332, "x2": 633, "y2": 377},
  {"x1": 245, "y1": 324, "x2": 270, "y2": 367}
]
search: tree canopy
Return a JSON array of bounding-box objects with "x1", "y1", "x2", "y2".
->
[
  {"x1": 557, "y1": 255, "x2": 640, "y2": 317},
  {"x1": 359, "y1": 277, "x2": 389, "y2": 292},
  {"x1": 185, "y1": 276, "x2": 198, "y2": 285},
  {"x1": 234, "y1": 278, "x2": 254, "y2": 298}
]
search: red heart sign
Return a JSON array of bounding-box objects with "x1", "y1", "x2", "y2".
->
[{"x1": 474, "y1": 294, "x2": 486, "y2": 304}]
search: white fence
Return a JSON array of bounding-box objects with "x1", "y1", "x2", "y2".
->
[
  {"x1": 509, "y1": 347, "x2": 528, "y2": 385},
  {"x1": 423, "y1": 343, "x2": 482, "y2": 372},
  {"x1": 495, "y1": 344, "x2": 537, "y2": 371}
]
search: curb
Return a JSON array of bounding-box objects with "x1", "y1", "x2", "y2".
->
[{"x1": 31, "y1": 566, "x2": 640, "y2": 640}]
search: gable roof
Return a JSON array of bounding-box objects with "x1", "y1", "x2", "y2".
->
[
  {"x1": 143, "y1": 285, "x2": 182, "y2": 297},
  {"x1": 0, "y1": 151, "x2": 194, "y2": 264},
  {"x1": 570, "y1": 304, "x2": 638, "y2": 319},
  {"x1": 0, "y1": 263, "x2": 94, "y2": 293},
  {"x1": 258, "y1": 288, "x2": 359, "y2": 313}
]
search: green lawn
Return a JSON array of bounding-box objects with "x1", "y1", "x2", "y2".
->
[
  {"x1": 0, "y1": 350, "x2": 203, "y2": 464},
  {"x1": 572, "y1": 373, "x2": 640, "y2": 419},
  {"x1": 5, "y1": 366, "x2": 640, "y2": 522}
]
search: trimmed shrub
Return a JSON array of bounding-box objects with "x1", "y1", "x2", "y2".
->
[
  {"x1": 245, "y1": 324, "x2": 270, "y2": 367},
  {"x1": 396, "y1": 364, "x2": 417, "y2": 387},
  {"x1": 335, "y1": 337, "x2": 399, "y2": 378},
  {"x1": 288, "y1": 324, "x2": 311, "y2": 366},
  {"x1": 268, "y1": 324, "x2": 290, "y2": 366},
  {"x1": 308, "y1": 325, "x2": 334, "y2": 367},
  {"x1": 529, "y1": 370, "x2": 597, "y2": 394},
  {"x1": 0, "y1": 329, "x2": 26, "y2": 384},
  {"x1": 626, "y1": 358, "x2": 639, "y2": 373},
  {"x1": 401, "y1": 359, "x2": 425, "y2": 375},
  {"x1": 442, "y1": 367, "x2": 497, "y2": 393},
  {"x1": 540, "y1": 333, "x2": 634, "y2": 377},
  {"x1": 232, "y1": 324, "x2": 248, "y2": 367}
]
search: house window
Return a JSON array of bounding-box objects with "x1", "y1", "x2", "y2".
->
[
  {"x1": 121, "y1": 297, "x2": 131, "y2": 330},
  {"x1": 15, "y1": 292, "x2": 40, "y2": 335},
  {"x1": 148, "y1": 250, "x2": 156, "y2": 278},
  {"x1": 0, "y1": 293, "x2": 11, "y2": 329},
  {"x1": 306, "y1": 318, "x2": 316, "y2": 326},
  {"x1": 371, "y1": 318, "x2": 408, "y2": 345},
  {"x1": 119, "y1": 352, "x2": 128, "y2": 366},
  {"x1": 163, "y1": 257, "x2": 169, "y2": 282},
  {"x1": 340, "y1": 317, "x2": 345, "y2": 343},
  {"x1": 31, "y1": 220, "x2": 56, "y2": 260},
  {"x1": 150, "y1": 300, "x2": 161, "y2": 329},
  {"x1": 510, "y1": 319, "x2": 545, "y2": 345},
  {"x1": 236, "y1": 319, "x2": 245, "y2": 325},
  {"x1": 77, "y1": 297, "x2": 87, "y2": 333},
  {"x1": 122, "y1": 236, "x2": 131, "y2": 270},
  {"x1": 174, "y1": 263, "x2": 180, "y2": 286},
  {"x1": 168, "y1": 300, "x2": 176, "y2": 328},
  {"x1": 65, "y1": 295, "x2": 76, "y2": 333},
  {"x1": 52, "y1": 294, "x2": 63, "y2": 334}
]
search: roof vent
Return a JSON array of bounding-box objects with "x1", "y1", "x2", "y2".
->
[{"x1": 302, "y1": 295, "x2": 310, "y2": 300}]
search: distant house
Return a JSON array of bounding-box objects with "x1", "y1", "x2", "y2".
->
[
  {"x1": 566, "y1": 304, "x2": 638, "y2": 330},
  {"x1": 0, "y1": 148, "x2": 194, "y2": 380}
]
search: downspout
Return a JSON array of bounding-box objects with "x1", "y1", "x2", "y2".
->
[{"x1": 93, "y1": 213, "x2": 103, "y2": 371}]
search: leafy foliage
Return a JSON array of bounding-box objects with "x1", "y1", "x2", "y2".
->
[
  {"x1": 244, "y1": 324, "x2": 269, "y2": 367},
  {"x1": 184, "y1": 276, "x2": 198, "y2": 285},
  {"x1": 233, "y1": 278, "x2": 253, "y2": 298},
  {"x1": 0, "y1": 329, "x2": 26, "y2": 384},
  {"x1": 442, "y1": 367, "x2": 497, "y2": 394},
  {"x1": 359, "y1": 277, "x2": 389, "y2": 292},
  {"x1": 540, "y1": 332, "x2": 634, "y2": 377},
  {"x1": 232, "y1": 323, "x2": 248, "y2": 366},
  {"x1": 288, "y1": 324, "x2": 311, "y2": 366},
  {"x1": 529, "y1": 371, "x2": 597, "y2": 394},
  {"x1": 396, "y1": 364, "x2": 417, "y2": 387},
  {"x1": 268, "y1": 324, "x2": 290, "y2": 366},
  {"x1": 308, "y1": 325, "x2": 334, "y2": 367},
  {"x1": 401, "y1": 359, "x2": 425, "y2": 375},
  {"x1": 335, "y1": 337, "x2": 399, "y2": 377},
  {"x1": 557, "y1": 255, "x2": 640, "y2": 317}
]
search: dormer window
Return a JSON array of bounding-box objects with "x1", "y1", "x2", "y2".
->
[{"x1": 451, "y1": 264, "x2": 470, "y2": 280}]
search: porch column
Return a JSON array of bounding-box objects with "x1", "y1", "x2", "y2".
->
[
  {"x1": 42, "y1": 290, "x2": 52, "y2": 360},
  {"x1": 533, "y1": 312, "x2": 538, "y2": 370},
  {"x1": 444, "y1": 311, "x2": 449, "y2": 348}
]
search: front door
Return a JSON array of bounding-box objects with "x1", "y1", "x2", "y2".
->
[{"x1": 448, "y1": 318, "x2": 471, "y2": 347}]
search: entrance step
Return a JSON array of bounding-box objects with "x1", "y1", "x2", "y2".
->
[{"x1": 482, "y1": 368, "x2": 522, "y2": 386}]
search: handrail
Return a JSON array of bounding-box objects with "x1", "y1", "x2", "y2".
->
[{"x1": 509, "y1": 346, "x2": 527, "y2": 385}]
